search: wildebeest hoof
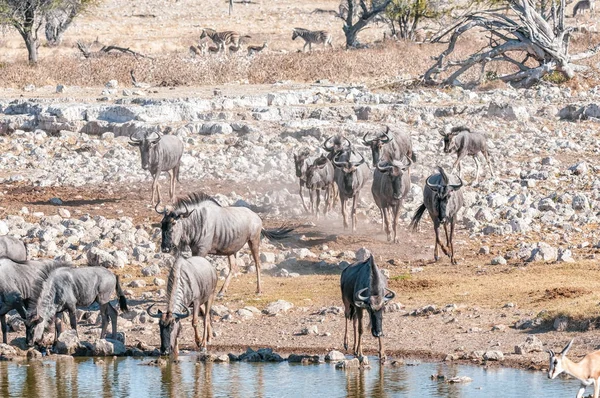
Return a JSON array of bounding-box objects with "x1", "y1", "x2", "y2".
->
[{"x1": 344, "y1": 343, "x2": 348, "y2": 351}]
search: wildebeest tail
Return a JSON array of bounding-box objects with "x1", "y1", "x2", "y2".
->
[
  {"x1": 115, "y1": 275, "x2": 128, "y2": 312},
  {"x1": 409, "y1": 204, "x2": 427, "y2": 231},
  {"x1": 261, "y1": 226, "x2": 294, "y2": 241}
]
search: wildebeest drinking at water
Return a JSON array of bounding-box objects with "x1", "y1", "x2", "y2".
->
[
  {"x1": 129, "y1": 131, "x2": 184, "y2": 206},
  {"x1": 341, "y1": 255, "x2": 396, "y2": 361},
  {"x1": 147, "y1": 256, "x2": 217, "y2": 359},
  {"x1": 156, "y1": 192, "x2": 293, "y2": 296},
  {"x1": 27, "y1": 266, "x2": 128, "y2": 346}
]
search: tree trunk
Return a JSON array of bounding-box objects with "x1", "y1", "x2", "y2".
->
[{"x1": 24, "y1": 33, "x2": 39, "y2": 64}]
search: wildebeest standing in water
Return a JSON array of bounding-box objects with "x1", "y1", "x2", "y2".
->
[
  {"x1": 27, "y1": 266, "x2": 128, "y2": 346},
  {"x1": 332, "y1": 150, "x2": 369, "y2": 232},
  {"x1": 147, "y1": 256, "x2": 217, "y2": 359},
  {"x1": 0, "y1": 235, "x2": 27, "y2": 262},
  {"x1": 129, "y1": 131, "x2": 184, "y2": 205},
  {"x1": 341, "y1": 255, "x2": 396, "y2": 361},
  {"x1": 157, "y1": 192, "x2": 293, "y2": 296},
  {"x1": 410, "y1": 167, "x2": 464, "y2": 264},
  {"x1": 0, "y1": 259, "x2": 64, "y2": 344},
  {"x1": 371, "y1": 156, "x2": 412, "y2": 243}
]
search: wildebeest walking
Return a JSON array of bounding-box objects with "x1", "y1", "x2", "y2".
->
[
  {"x1": 341, "y1": 255, "x2": 396, "y2": 361},
  {"x1": 0, "y1": 259, "x2": 64, "y2": 344},
  {"x1": 305, "y1": 155, "x2": 336, "y2": 218},
  {"x1": 410, "y1": 167, "x2": 464, "y2": 265},
  {"x1": 0, "y1": 236, "x2": 27, "y2": 262},
  {"x1": 156, "y1": 192, "x2": 293, "y2": 296},
  {"x1": 129, "y1": 131, "x2": 184, "y2": 206},
  {"x1": 362, "y1": 126, "x2": 417, "y2": 167},
  {"x1": 332, "y1": 151, "x2": 369, "y2": 231},
  {"x1": 322, "y1": 135, "x2": 351, "y2": 161},
  {"x1": 440, "y1": 125, "x2": 494, "y2": 184},
  {"x1": 371, "y1": 156, "x2": 412, "y2": 243},
  {"x1": 27, "y1": 266, "x2": 128, "y2": 346},
  {"x1": 293, "y1": 148, "x2": 317, "y2": 212},
  {"x1": 147, "y1": 256, "x2": 217, "y2": 359}
]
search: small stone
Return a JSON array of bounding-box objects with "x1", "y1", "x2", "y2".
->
[
  {"x1": 58, "y1": 208, "x2": 71, "y2": 218},
  {"x1": 300, "y1": 325, "x2": 318, "y2": 335},
  {"x1": 106, "y1": 80, "x2": 118, "y2": 89},
  {"x1": 56, "y1": 85, "x2": 66, "y2": 93},
  {"x1": 483, "y1": 351, "x2": 504, "y2": 361},
  {"x1": 325, "y1": 350, "x2": 346, "y2": 361},
  {"x1": 49, "y1": 198, "x2": 63, "y2": 205},
  {"x1": 263, "y1": 300, "x2": 293, "y2": 316},
  {"x1": 153, "y1": 278, "x2": 165, "y2": 287},
  {"x1": 128, "y1": 280, "x2": 146, "y2": 288},
  {"x1": 491, "y1": 256, "x2": 507, "y2": 265}
]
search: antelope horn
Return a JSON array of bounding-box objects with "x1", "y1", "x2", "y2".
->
[
  {"x1": 380, "y1": 126, "x2": 392, "y2": 143},
  {"x1": 362, "y1": 132, "x2": 374, "y2": 145},
  {"x1": 322, "y1": 136, "x2": 334, "y2": 151},
  {"x1": 174, "y1": 306, "x2": 191, "y2": 319},
  {"x1": 355, "y1": 287, "x2": 369, "y2": 302},
  {"x1": 384, "y1": 288, "x2": 396, "y2": 302},
  {"x1": 561, "y1": 339, "x2": 574, "y2": 356},
  {"x1": 146, "y1": 304, "x2": 162, "y2": 318}
]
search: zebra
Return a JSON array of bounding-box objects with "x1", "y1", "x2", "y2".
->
[
  {"x1": 200, "y1": 28, "x2": 250, "y2": 52},
  {"x1": 292, "y1": 28, "x2": 333, "y2": 52}
]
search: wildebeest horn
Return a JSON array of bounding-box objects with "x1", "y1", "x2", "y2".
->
[
  {"x1": 384, "y1": 288, "x2": 396, "y2": 302},
  {"x1": 355, "y1": 287, "x2": 369, "y2": 302},
  {"x1": 180, "y1": 203, "x2": 195, "y2": 218},
  {"x1": 343, "y1": 137, "x2": 351, "y2": 148},
  {"x1": 322, "y1": 136, "x2": 334, "y2": 151},
  {"x1": 146, "y1": 304, "x2": 162, "y2": 318},
  {"x1": 351, "y1": 152, "x2": 365, "y2": 168},
  {"x1": 332, "y1": 152, "x2": 345, "y2": 169},
  {"x1": 147, "y1": 132, "x2": 161, "y2": 143},
  {"x1": 380, "y1": 126, "x2": 392, "y2": 143},
  {"x1": 439, "y1": 129, "x2": 447, "y2": 137},
  {"x1": 426, "y1": 175, "x2": 440, "y2": 192},
  {"x1": 362, "y1": 132, "x2": 374, "y2": 145},
  {"x1": 174, "y1": 306, "x2": 190, "y2": 319},
  {"x1": 155, "y1": 201, "x2": 168, "y2": 215},
  {"x1": 128, "y1": 132, "x2": 142, "y2": 145},
  {"x1": 450, "y1": 175, "x2": 464, "y2": 190},
  {"x1": 376, "y1": 161, "x2": 392, "y2": 172},
  {"x1": 402, "y1": 155, "x2": 412, "y2": 168}
]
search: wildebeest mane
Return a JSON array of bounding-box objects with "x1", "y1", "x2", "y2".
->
[
  {"x1": 28, "y1": 261, "x2": 73, "y2": 312},
  {"x1": 166, "y1": 259, "x2": 186, "y2": 314},
  {"x1": 175, "y1": 191, "x2": 222, "y2": 210},
  {"x1": 450, "y1": 126, "x2": 471, "y2": 134}
]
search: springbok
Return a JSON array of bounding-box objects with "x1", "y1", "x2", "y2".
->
[{"x1": 548, "y1": 339, "x2": 600, "y2": 398}]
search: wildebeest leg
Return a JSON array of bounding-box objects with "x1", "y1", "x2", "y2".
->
[
  {"x1": 341, "y1": 198, "x2": 348, "y2": 230},
  {"x1": 192, "y1": 303, "x2": 202, "y2": 350},
  {"x1": 356, "y1": 309, "x2": 364, "y2": 358},
  {"x1": 441, "y1": 224, "x2": 451, "y2": 258},
  {"x1": 299, "y1": 181, "x2": 309, "y2": 212},
  {"x1": 433, "y1": 222, "x2": 450, "y2": 261},
  {"x1": 99, "y1": 303, "x2": 109, "y2": 338},
  {"x1": 472, "y1": 155, "x2": 480, "y2": 185},
  {"x1": 483, "y1": 149, "x2": 495, "y2": 177},
  {"x1": 382, "y1": 207, "x2": 391, "y2": 242},
  {"x1": 0, "y1": 315, "x2": 7, "y2": 344},
  {"x1": 315, "y1": 190, "x2": 321, "y2": 220},
  {"x1": 218, "y1": 254, "x2": 237, "y2": 297},
  {"x1": 248, "y1": 237, "x2": 262, "y2": 294},
  {"x1": 168, "y1": 169, "x2": 176, "y2": 203},
  {"x1": 343, "y1": 316, "x2": 349, "y2": 351},
  {"x1": 449, "y1": 220, "x2": 457, "y2": 265},
  {"x1": 378, "y1": 336, "x2": 386, "y2": 363},
  {"x1": 202, "y1": 299, "x2": 213, "y2": 348},
  {"x1": 106, "y1": 303, "x2": 119, "y2": 339},
  {"x1": 452, "y1": 151, "x2": 467, "y2": 178},
  {"x1": 392, "y1": 202, "x2": 400, "y2": 244},
  {"x1": 151, "y1": 171, "x2": 160, "y2": 205},
  {"x1": 352, "y1": 314, "x2": 358, "y2": 355},
  {"x1": 351, "y1": 194, "x2": 359, "y2": 232}
]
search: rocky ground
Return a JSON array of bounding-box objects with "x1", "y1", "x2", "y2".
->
[{"x1": 1, "y1": 81, "x2": 600, "y2": 370}]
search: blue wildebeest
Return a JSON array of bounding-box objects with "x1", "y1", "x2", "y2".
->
[
  {"x1": 0, "y1": 259, "x2": 65, "y2": 344},
  {"x1": 27, "y1": 266, "x2": 128, "y2": 346},
  {"x1": 341, "y1": 255, "x2": 396, "y2": 361},
  {"x1": 293, "y1": 148, "x2": 317, "y2": 212},
  {"x1": 332, "y1": 150, "x2": 369, "y2": 232},
  {"x1": 147, "y1": 256, "x2": 217, "y2": 359},
  {"x1": 156, "y1": 192, "x2": 293, "y2": 296},
  {"x1": 129, "y1": 131, "x2": 184, "y2": 206},
  {"x1": 440, "y1": 125, "x2": 494, "y2": 184},
  {"x1": 305, "y1": 155, "x2": 336, "y2": 218},
  {"x1": 410, "y1": 167, "x2": 464, "y2": 265},
  {"x1": 0, "y1": 236, "x2": 27, "y2": 262},
  {"x1": 371, "y1": 156, "x2": 412, "y2": 243},
  {"x1": 362, "y1": 126, "x2": 417, "y2": 167},
  {"x1": 322, "y1": 135, "x2": 352, "y2": 161}
]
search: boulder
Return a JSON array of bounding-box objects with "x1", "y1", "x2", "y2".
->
[
  {"x1": 87, "y1": 247, "x2": 124, "y2": 269},
  {"x1": 54, "y1": 330, "x2": 85, "y2": 356},
  {"x1": 263, "y1": 300, "x2": 293, "y2": 316},
  {"x1": 93, "y1": 338, "x2": 126, "y2": 356}
]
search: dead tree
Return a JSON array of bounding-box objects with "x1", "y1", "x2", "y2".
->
[
  {"x1": 76, "y1": 40, "x2": 152, "y2": 59},
  {"x1": 424, "y1": 0, "x2": 600, "y2": 88}
]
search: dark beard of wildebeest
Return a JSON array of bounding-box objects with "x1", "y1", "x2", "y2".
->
[
  {"x1": 340, "y1": 255, "x2": 396, "y2": 362},
  {"x1": 439, "y1": 126, "x2": 494, "y2": 184},
  {"x1": 27, "y1": 266, "x2": 128, "y2": 347},
  {"x1": 371, "y1": 156, "x2": 412, "y2": 243},
  {"x1": 331, "y1": 150, "x2": 369, "y2": 232},
  {"x1": 362, "y1": 126, "x2": 417, "y2": 168},
  {"x1": 156, "y1": 192, "x2": 293, "y2": 297},
  {"x1": 0, "y1": 236, "x2": 27, "y2": 262},
  {"x1": 410, "y1": 166, "x2": 464, "y2": 265},
  {"x1": 305, "y1": 155, "x2": 336, "y2": 219},
  {"x1": 129, "y1": 131, "x2": 184, "y2": 206},
  {"x1": 293, "y1": 148, "x2": 316, "y2": 212},
  {"x1": 147, "y1": 256, "x2": 217, "y2": 359},
  {"x1": 0, "y1": 259, "x2": 66, "y2": 345}
]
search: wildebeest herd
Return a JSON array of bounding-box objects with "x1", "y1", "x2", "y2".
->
[{"x1": 0, "y1": 123, "x2": 493, "y2": 362}]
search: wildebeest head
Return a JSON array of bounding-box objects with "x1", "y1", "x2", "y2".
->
[
  {"x1": 363, "y1": 126, "x2": 392, "y2": 167},
  {"x1": 354, "y1": 256, "x2": 395, "y2": 338},
  {"x1": 376, "y1": 156, "x2": 412, "y2": 200},
  {"x1": 293, "y1": 148, "x2": 311, "y2": 179},
  {"x1": 425, "y1": 168, "x2": 463, "y2": 224},
  {"x1": 322, "y1": 135, "x2": 351, "y2": 159},
  {"x1": 439, "y1": 125, "x2": 470, "y2": 154},
  {"x1": 147, "y1": 304, "x2": 190, "y2": 356},
  {"x1": 156, "y1": 202, "x2": 195, "y2": 254},
  {"x1": 305, "y1": 155, "x2": 329, "y2": 188},
  {"x1": 26, "y1": 313, "x2": 47, "y2": 347},
  {"x1": 332, "y1": 151, "x2": 365, "y2": 192},
  {"x1": 129, "y1": 132, "x2": 161, "y2": 170}
]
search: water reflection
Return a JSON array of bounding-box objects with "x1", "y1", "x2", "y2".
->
[{"x1": 0, "y1": 356, "x2": 582, "y2": 398}]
